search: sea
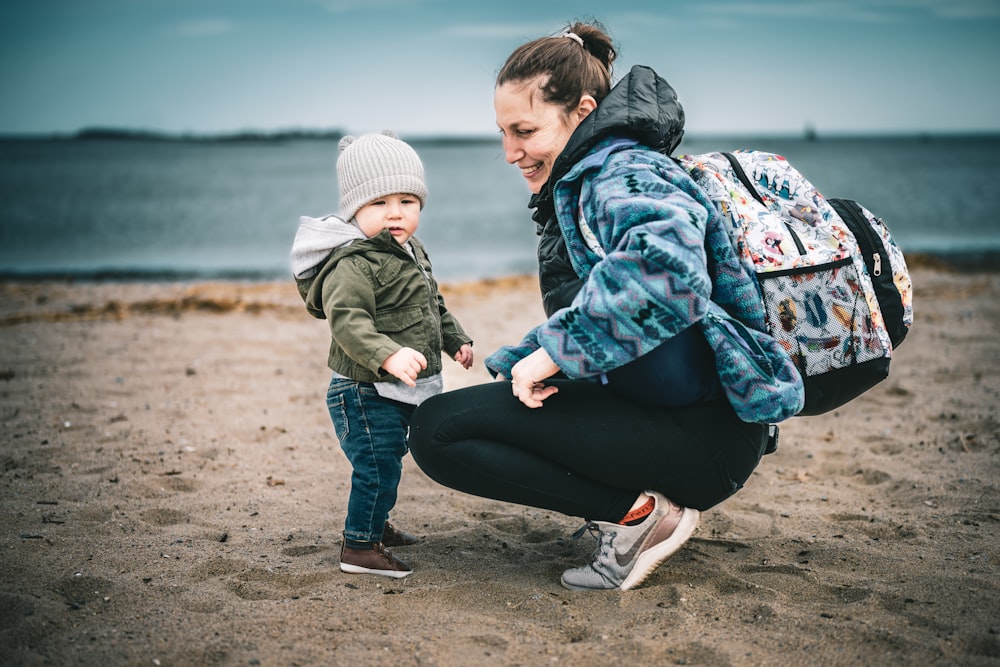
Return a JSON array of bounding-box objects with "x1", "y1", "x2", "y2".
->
[{"x1": 2, "y1": 133, "x2": 998, "y2": 283}]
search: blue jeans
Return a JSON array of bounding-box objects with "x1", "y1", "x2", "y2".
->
[{"x1": 326, "y1": 377, "x2": 415, "y2": 548}]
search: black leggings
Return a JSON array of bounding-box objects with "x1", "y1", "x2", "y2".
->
[{"x1": 408, "y1": 379, "x2": 769, "y2": 523}]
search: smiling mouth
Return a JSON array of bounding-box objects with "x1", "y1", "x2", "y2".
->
[{"x1": 520, "y1": 163, "x2": 543, "y2": 179}]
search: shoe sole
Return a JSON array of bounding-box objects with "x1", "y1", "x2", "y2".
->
[
  {"x1": 339, "y1": 563, "x2": 412, "y2": 578},
  {"x1": 619, "y1": 507, "x2": 700, "y2": 591}
]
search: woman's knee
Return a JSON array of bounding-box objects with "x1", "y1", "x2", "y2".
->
[
  {"x1": 409, "y1": 384, "x2": 497, "y2": 451},
  {"x1": 408, "y1": 393, "x2": 452, "y2": 461},
  {"x1": 409, "y1": 393, "x2": 439, "y2": 432}
]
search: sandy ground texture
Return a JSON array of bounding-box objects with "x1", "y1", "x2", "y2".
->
[{"x1": 1, "y1": 266, "x2": 998, "y2": 667}]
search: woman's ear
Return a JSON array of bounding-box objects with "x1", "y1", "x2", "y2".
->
[{"x1": 575, "y1": 95, "x2": 597, "y2": 123}]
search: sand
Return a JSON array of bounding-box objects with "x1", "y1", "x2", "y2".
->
[{"x1": 1, "y1": 265, "x2": 998, "y2": 666}]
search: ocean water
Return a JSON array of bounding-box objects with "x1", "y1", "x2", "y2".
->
[{"x1": 1, "y1": 134, "x2": 998, "y2": 283}]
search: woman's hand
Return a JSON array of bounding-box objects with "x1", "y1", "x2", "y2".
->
[
  {"x1": 509, "y1": 348, "x2": 560, "y2": 408},
  {"x1": 382, "y1": 347, "x2": 427, "y2": 387}
]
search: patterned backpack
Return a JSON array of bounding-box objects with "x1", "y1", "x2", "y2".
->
[{"x1": 676, "y1": 150, "x2": 914, "y2": 415}]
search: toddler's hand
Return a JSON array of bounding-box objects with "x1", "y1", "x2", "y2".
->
[
  {"x1": 382, "y1": 347, "x2": 427, "y2": 387},
  {"x1": 454, "y1": 344, "x2": 474, "y2": 369}
]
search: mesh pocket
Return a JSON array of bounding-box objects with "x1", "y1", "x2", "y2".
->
[{"x1": 758, "y1": 258, "x2": 887, "y2": 378}]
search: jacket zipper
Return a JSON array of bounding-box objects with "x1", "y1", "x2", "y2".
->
[
  {"x1": 386, "y1": 237, "x2": 444, "y2": 367},
  {"x1": 411, "y1": 249, "x2": 444, "y2": 356}
]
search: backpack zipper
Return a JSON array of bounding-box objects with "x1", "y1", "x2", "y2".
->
[
  {"x1": 829, "y1": 198, "x2": 885, "y2": 277},
  {"x1": 722, "y1": 152, "x2": 807, "y2": 256}
]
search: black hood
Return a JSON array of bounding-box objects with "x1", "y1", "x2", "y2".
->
[{"x1": 529, "y1": 65, "x2": 685, "y2": 225}]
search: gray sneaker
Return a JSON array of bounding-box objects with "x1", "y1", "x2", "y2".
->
[{"x1": 560, "y1": 492, "x2": 699, "y2": 591}]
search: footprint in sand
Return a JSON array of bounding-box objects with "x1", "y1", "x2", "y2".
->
[
  {"x1": 142, "y1": 508, "x2": 190, "y2": 525},
  {"x1": 736, "y1": 563, "x2": 872, "y2": 604},
  {"x1": 472, "y1": 511, "x2": 565, "y2": 544},
  {"x1": 158, "y1": 475, "x2": 199, "y2": 493},
  {"x1": 282, "y1": 545, "x2": 331, "y2": 557},
  {"x1": 53, "y1": 574, "x2": 114, "y2": 609},
  {"x1": 225, "y1": 568, "x2": 333, "y2": 601}
]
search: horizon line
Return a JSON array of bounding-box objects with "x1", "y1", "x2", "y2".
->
[{"x1": 3, "y1": 126, "x2": 1000, "y2": 144}]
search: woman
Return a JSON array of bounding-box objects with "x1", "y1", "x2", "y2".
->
[{"x1": 408, "y1": 20, "x2": 803, "y2": 591}]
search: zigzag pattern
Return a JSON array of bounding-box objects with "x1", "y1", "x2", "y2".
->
[
  {"x1": 542, "y1": 169, "x2": 716, "y2": 377},
  {"x1": 483, "y1": 139, "x2": 804, "y2": 421}
]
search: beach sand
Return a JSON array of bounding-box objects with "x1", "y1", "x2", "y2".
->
[{"x1": 1, "y1": 265, "x2": 998, "y2": 666}]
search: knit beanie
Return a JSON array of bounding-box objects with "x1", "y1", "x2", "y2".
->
[{"x1": 336, "y1": 130, "x2": 428, "y2": 222}]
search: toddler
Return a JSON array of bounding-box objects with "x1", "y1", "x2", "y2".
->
[{"x1": 291, "y1": 130, "x2": 473, "y2": 577}]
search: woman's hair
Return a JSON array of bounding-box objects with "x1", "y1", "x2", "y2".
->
[{"x1": 496, "y1": 20, "x2": 616, "y2": 116}]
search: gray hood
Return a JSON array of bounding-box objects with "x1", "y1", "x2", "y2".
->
[{"x1": 290, "y1": 214, "x2": 366, "y2": 279}]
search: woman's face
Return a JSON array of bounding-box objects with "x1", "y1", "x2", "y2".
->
[{"x1": 495, "y1": 78, "x2": 595, "y2": 194}]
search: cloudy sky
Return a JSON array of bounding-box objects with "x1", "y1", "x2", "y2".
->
[{"x1": 1, "y1": 0, "x2": 998, "y2": 138}]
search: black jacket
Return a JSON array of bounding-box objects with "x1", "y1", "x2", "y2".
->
[{"x1": 529, "y1": 65, "x2": 685, "y2": 316}]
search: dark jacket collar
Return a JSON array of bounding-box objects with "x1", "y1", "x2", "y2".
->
[{"x1": 530, "y1": 64, "x2": 685, "y2": 227}]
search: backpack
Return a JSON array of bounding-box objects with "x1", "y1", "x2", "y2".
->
[{"x1": 676, "y1": 150, "x2": 914, "y2": 415}]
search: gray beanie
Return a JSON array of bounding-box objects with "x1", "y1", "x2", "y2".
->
[{"x1": 337, "y1": 130, "x2": 428, "y2": 221}]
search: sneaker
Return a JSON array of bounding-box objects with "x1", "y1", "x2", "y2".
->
[
  {"x1": 340, "y1": 542, "x2": 412, "y2": 578},
  {"x1": 382, "y1": 521, "x2": 420, "y2": 547},
  {"x1": 560, "y1": 491, "x2": 699, "y2": 591}
]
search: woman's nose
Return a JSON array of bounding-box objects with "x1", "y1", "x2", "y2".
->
[{"x1": 502, "y1": 135, "x2": 522, "y2": 164}]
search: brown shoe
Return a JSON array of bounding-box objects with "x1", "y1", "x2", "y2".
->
[
  {"x1": 382, "y1": 521, "x2": 420, "y2": 547},
  {"x1": 340, "y1": 542, "x2": 412, "y2": 578}
]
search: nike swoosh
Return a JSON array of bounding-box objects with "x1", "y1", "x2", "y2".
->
[{"x1": 614, "y1": 521, "x2": 657, "y2": 567}]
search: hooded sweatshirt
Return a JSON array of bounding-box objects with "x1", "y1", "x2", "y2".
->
[{"x1": 291, "y1": 213, "x2": 472, "y2": 405}]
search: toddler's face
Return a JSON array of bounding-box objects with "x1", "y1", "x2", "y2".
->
[{"x1": 354, "y1": 193, "x2": 421, "y2": 245}]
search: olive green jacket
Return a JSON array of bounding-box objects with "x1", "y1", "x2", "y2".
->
[{"x1": 296, "y1": 225, "x2": 471, "y2": 383}]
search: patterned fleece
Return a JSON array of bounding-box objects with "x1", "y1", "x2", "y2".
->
[{"x1": 485, "y1": 137, "x2": 781, "y2": 381}]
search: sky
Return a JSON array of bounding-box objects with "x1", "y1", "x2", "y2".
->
[{"x1": 1, "y1": 0, "x2": 998, "y2": 138}]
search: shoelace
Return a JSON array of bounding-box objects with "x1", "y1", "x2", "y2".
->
[
  {"x1": 372, "y1": 543, "x2": 394, "y2": 561},
  {"x1": 570, "y1": 521, "x2": 600, "y2": 540},
  {"x1": 571, "y1": 522, "x2": 617, "y2": 560},
  {"x1": 569, "y1": 523, "x2": 621, "y2": 585}
]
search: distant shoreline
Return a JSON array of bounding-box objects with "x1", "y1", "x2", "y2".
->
[
  {"x1": 0, "y1": 252, "x2": 997, "y2": 286},
  {"x1": 0, "y1": 127, "x2": 502, "y2": 146},
  {"x1": 2, "y1": 127, "x2": 999, "y2": 145}
]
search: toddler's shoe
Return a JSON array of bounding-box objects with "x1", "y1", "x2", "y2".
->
[
  {"x1": 382, "y1": 521, "x2": 420, "y2": 547},
  {"x1": 340, "y1": 542, "x2": 412, "y2": 578}
]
